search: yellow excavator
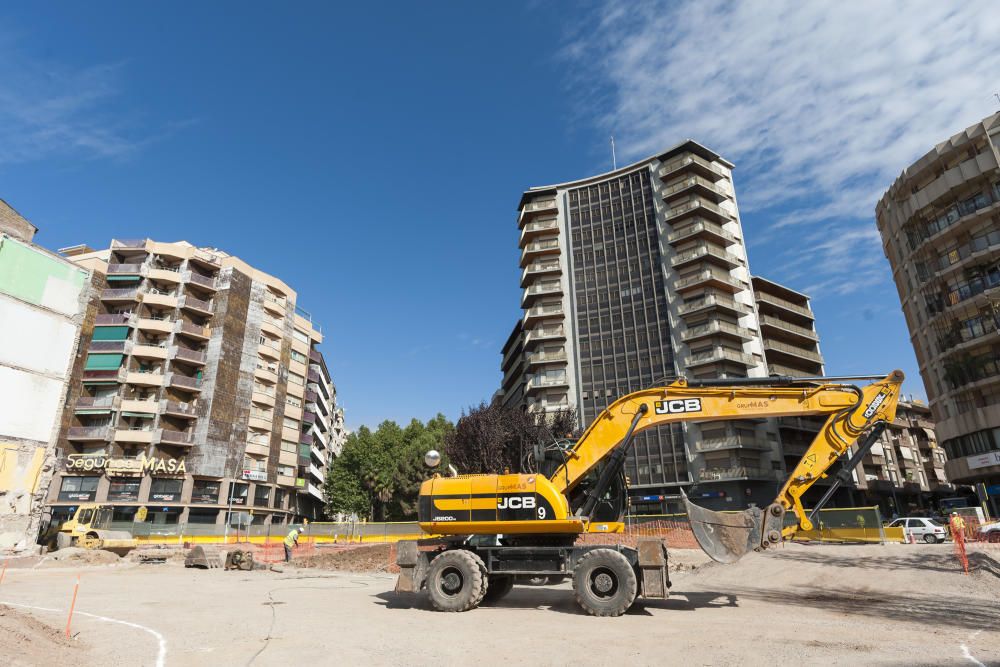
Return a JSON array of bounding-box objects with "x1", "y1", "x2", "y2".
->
[
  {"x1": 43, "y1": 504, "x2": 138, "y2": 556},
  {"x1": 395, "y1": 370, "x2": 904, "y2": 616}
]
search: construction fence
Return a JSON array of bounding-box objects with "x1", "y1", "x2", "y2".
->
[{"x1": 114, "y1": 506, "x2": 919, "y2": 548}]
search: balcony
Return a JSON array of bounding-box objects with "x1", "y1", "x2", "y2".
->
[
  {"x1": 675, "y1": 267, "x2": 745, "y2": 293},
  {"x1": 146, "y1": 266, "x2": 182, "y2": 283},
  {"x1": 82, "y1": 368, "x2": 126, "y2": 384},
  {"x1": 521, "y1": 280, "x2": 563, "y2": 307},
  {"x1": 520, "y1": 260, "x2": 561, "y2": 287},
  {"x1": 665, "y1": 198, "x2": 733, "y2": 225},
  {"x1": 764, "y1": 339, "x2": 824, "y2": 364},
  {"x1": 308, "y1": 463, "x2": 324, "y2": 481},
  {"x1": 114, "y1": 428, "x2": 161, "y2": 444},
  {"x1": 263, "y1": 293, "x2": 286, "y2": 315},
  {"x1": 686, "y1": 346, "x2": 755, "y2": 368},
  {"x1": 245, "y1": 440, "x2": 270, "y2": 457},
  {"x1": 136, "y1": 316, "x2": 175, "y2": 334},
  {"x1": 252, "y1": 389, "x2": 276, "y2": 407},
  {"x1": 159, "y1": 429, "x2": 195, "y2": 447},
  {"x1": 301, "y1": 410, "x2": 316, "y2": 425},
  {"x1": 667, "y1": 219, "x2": 738, "y2": 247},
  {"x1": 698, "y1": 466, "x2": 780, "y2": 482},
  {"x1": 307, "y1": 483, "x2": 323, "y2": 501},
  {"x1": 184, "y1": 271, "x2": 218, "y2": 291},
  {"x1": 658, "y1": 152, "x2": 728, "y2": 182},
  {"x1": 755, "y1": 292, "x2": 813, "y2": 319},
  {"x1": 101, "y1": 287, "x2": 139, "y2": 302},
  {"x1": 90, "y1": 340, "x2": 129, "y2": 353},
  {"x1": 661, "y1": 175, "x2": 728, "y2": 203},
  {"x1": 519, "y1": 217, "x2": 559, "y2": 246},
  {"x1": 678, "y1": 294, "x2": 751, "y2": 318},
  {"x1": 120, "y1": 398, "x2": 159, "y2": 414},
  {"x1": 254, "y1": 365, "x2": 279, "y2": 384},
  {"x1": 161, "y1": 400, "x2": 197, "y2": 418},
  {"x1": 524, "y1": 325, "x2": 566, "y2": 344},
  {"x1": 758, "y1": 314, "x2": 819, "y2": 344},
  {"x1": 694, "y1": 435, "x2": 774, "y2": 453},
  {"x1": 168, "y1": 374, "x2": 203, "y2": 392},
  {"x1": 142, "y1": 290, "x2": 179, "y2": 308},
  {"x1": 132, "y1": 344, "x2": 169, "y2": 360},
  {"x1": 524, "y1": 302, "x2": 564, "y2": 326},
  {"x1": 175, "y1": 321, "x2": 210, "y2": 341},
  {"x1": 126, "y1": 370, "x2": 165, "y2": 387},
  {"x1": 67, "y1": 426, "x2": 111, "y2": 441},
  {"x1": 94, "y1": 313, "x2": 134, "y2": 327},
  {"x1": 525, "y1": 374, "x2": 569, "y2": 393},
  {"x1": 518, "y1": 198, "x2": 558, "y2": 226},
  {"x1": 173, "y1": 345, "x2": 207, "y2": 366},
  {"x1": 75, "y1": 396, "x2": 119, "y2": 412},
  {"x1": 671, "y1": 244, "x2": 741, "y2": 269},
  {"x1": 260, "y1": 318, "x2": 284, "y2": 339},
  {"x1": 681, "y1": 320, "x2": 755, "y2": 343},
  {"x1": 519, "y1": 237, "x2": 560, "y2": 268},
  {"x1": 526, "y1": 349, "x2": 568, "y2": 367},
  {"x1": 180, "y1": 294, "x2": 213, "y2": 316},
  {"x1": 258, "y1": 340, "x2": 281, "y2": 360},
  {"x1": 107, "y1": 263, "x2": 143, "y2": 276}
]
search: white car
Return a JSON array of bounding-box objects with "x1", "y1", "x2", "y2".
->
[
  {"x1": 978, "y1": 520, "x2": 1000, "y2": 542},
  {"x1": 887, "y1": 517, "x2": 948, "y2": 543}
]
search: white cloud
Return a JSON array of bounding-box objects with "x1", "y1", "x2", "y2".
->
[
  {"x1": 0, "y1": 35, "x2": 145, "y2": 165},
  {"x1": 561, "y1": 0, "x2": 1000, "y2": 295}
]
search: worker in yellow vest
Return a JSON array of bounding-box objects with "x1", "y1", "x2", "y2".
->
[
  {"x1": 284, "y1": 525, "x2": 303, "y2": 562},
  {"x1": 950, "y1": 512, "x2": 966, "y2": 540}
]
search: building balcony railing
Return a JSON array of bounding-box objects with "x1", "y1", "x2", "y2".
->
[
  {"x1": 520, "y1": 260, "x2": 561, "y2": 287},
  {"x1": 658, "y1": 152, "x2": 727, "y2": 182},
  {"x1": 101, "y1": 287, "x2": 140, "y2": 301},
  {"x1": 755, "y1": 292, "x2": 813, "y2": 319},
  {"x1": 671, "y1": 244, "x2": 741, "y2": 269},
  {"x1": 524, "y1": 324, "x2": 566, "y2": 344},
  {"x1": 90, "y1": 340, "x2": 129, "y2": 353},
  {"x1": 168, "y1": 374, "x2": 203, "y2": 391},
  {"x1": 758, "y1": 314, "x2": 818, "y2": 342},
  {"x1": 160, "y1": 430, "x2": 195, "y2": 446},
  {"x1": 698, "y1": 466, "x2": 780, "y2": 482},
  {"x1": 678, "y1": 294, "x2": 751, "y2": 318},
  {"x1": 67, "y1": 426, "x2": 111, "y2": 441},
  {"x1": 681, "y1": 320, "x2": 755, "y2": 343},
  {"x1": 524, "y1": 303, "x2": 564, "y2": 324},
  {"x1": 175, "y1": 321, "x2": 211, "y2": 340},
  {"x1": 694, "y1": 435, "x2": 774, "y2": 452},
  {"x1": 518, "y1": 199, "x2": 558, "y2": 226},
  {"x1": 675, "y1": 267, "x2": 745, "y2": 293},
  {"x1": 161, "y1": 400, "x2": 197, "y2": 418},
  {"x1": 519, "y1": 217, "x2": 559, "y2": 246},
  {"x1": 180, "y1": 294, "x2": 213, "y2": 315},
  {"x1": 519, "y1": 237, "x2": 561, "y2": 267},
  {"x1": 95, "y1": 313, "x2": 134, "y2": 326},
  {"x1": 526, "y1": 349, "x2": 568, "y2": 366},
  {"x1": 661, "y1": 174, "x2": 728, "y2": 203},
  {"x1": 686, "y1": 346, "x2": 755, "y2": 368},
  {"x1": 525, "y1": 375, "x2": 569, "y2": 392},
  {"x1": 667, "y1": 219, "x2": 739, "y2": 246},
  {"x1": 82, "y1": 369, "x2": 126, "y2": 383},
  {"x1": 665, "y1": 198, "x2": 733, "y2": 225},
  {"x1": 173, "y1": 345, "x2": 207, "y2": 365},
  {"x1": 75, "y1": 396, "x2": 118, "y2": 410},
  {"x1": 184, "y1": 271, "x2": 218, "y2": 291},
  {"x1": 107, "y1": 263, "x2": 143, "y2": 275},
  {"x1": 764, "y1": 339, "x2": 824, "y2": 363}
]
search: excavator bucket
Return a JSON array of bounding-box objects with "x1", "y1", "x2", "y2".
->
[{"x1": 682, "y1": 491, "x2": 765, "y2": 564}]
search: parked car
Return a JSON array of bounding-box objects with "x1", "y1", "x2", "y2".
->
[
  {"x1": 886, "y1": 517, "x2": 948, "y2": 543},
  {"x1": 977, "y1": 520, "x2": 1000, "y2": 542}
]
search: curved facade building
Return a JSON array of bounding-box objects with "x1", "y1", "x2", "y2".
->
[{"x1": 876, "y1": 111, "x2": 1000, "y2": 516}]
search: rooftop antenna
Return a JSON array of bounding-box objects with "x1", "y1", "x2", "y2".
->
[{"x1": 611, "y1": 135, "x2": 617, "y2": 170}]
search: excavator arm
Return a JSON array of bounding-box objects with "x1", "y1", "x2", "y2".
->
[{"x1": 549, "y1": 370, "x2": 905, "y2": 562}]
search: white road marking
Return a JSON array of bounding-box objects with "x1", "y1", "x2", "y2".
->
[
  {"x1": 961, "y1": 630, "x2": 985, "y2": 667},
  {"x1": 0, "y1": 599, "x2": 167, "y2": 667}
]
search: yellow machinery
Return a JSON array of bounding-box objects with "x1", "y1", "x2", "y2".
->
[
  {"x1": 47, "y1": 503, "x2": 137, "y2": 555},
  {"x1": 396, "y1": 370, "x2": 904, "y2": 615}
]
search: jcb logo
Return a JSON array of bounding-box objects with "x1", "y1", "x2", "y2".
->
[
  {"x1": 654, "y1": 398, "x2": 702, "y2": 415},
  {"x1": 498, "y1": 496, "x2": 536, "y2": 510},
  {"x1": 863, "y1": 391, "x2": 889, "y2": 419}
]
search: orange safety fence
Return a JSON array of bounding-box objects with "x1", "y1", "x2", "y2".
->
[{"x1": 577, "y1": 519, "x2": 700, "y2": 550}]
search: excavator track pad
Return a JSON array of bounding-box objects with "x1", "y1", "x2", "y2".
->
[{"x1": 683, "y1": 491, "x2": 785, "y2": 563}]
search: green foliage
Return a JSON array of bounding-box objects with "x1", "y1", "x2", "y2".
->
[{"x1": 323, "y1": 414, "x2": 454, "y2": 521}]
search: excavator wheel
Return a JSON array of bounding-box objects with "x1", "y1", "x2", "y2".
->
[
  {"x1": 426, "y1": 549, "x2": 487, "y2": 612},
  {"x1": 481, "y1": 575, "x2": 514, "y2": 605},
  {"x1": 572, "y1": 549, "x2": 637, "y2": 617}
]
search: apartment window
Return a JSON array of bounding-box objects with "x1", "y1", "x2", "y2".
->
[
  {"x1": 227, "y1": 482, "x2": 249, "y2": 506},
  {"x1": 290, "y1": 350, "x2": 306, "y2": 364},
  {"x1": 191, "y1": 480, "x2": 221, "y2": 504},
  {"x1": 285, "y1": 395, "x2": 301, "y2": 409},
  {"x1": 58, "y1": 476, "x2": 99, "y2": 501},
  {"x1": 278, "y1": 465, "x2": 295, "y2": 478},
  {"x1": 293, "y1": 329, "x2": 309, "y2": 344},
  {"x1": 150, "y1": 478, "x2": 183, "y2": 502},
  {"x1": 283, "y1": 417, "x2": 299, "y2": 430},
  {"x1": 107, "y1": 479, "x2": 140, "y2": 502},
  {"x1": 254, "y1": 486, "x2": 271, "y2": 507},
  {"x1": 281, "y1": 440, "x2": 297, "y2": 453},
  {"x1": 288, "y1": 372, "x2": 304, "y2": 386}
]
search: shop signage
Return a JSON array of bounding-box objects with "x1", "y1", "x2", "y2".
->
[
  {"x1": 242, "y1": 469, "x2": 267, "y2": 482},
  {"x1": 966, "y1": 451, "x2": 1000, "y2": 470},
  {"x1": 66, "y1": 453, "x2": 187, "y2": 476}
]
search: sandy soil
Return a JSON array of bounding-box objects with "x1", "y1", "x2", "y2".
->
[
  {"x1": 0, "y1": 606, "x2": 90, "y2": 667},
  {"x1": 0, "y1": 542, "x2": 996, "y2": 666}
]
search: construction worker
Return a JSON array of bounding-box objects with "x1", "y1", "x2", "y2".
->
[
  {"x1": 950, "y1": 512, "x2": 966, "y2": 540},
  {"x1": 284, "y1": 524, "x2": 302, "y2": 562}
]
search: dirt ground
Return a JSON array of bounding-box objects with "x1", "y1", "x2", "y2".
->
[{"x1": 0, "y1": 542, "x2": 997, "y2": 666}]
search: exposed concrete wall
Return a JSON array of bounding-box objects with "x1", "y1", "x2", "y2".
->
[
  {"x1": 0, "y1": 200, "x2": 37, "y2": 243},
  {"x1": 0, "y1": 234, "x2": 91, "y2": 551}
]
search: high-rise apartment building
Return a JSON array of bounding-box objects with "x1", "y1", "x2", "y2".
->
[
  {"x1": 501, "y1": 141, "x2": 784, "y2": 512},
  {"x1": 876, "y1": 111, "x2": 1000, "y2": 517},
  {"x1": 45, "y1": 239, "x2": 346, "y2": 529}
]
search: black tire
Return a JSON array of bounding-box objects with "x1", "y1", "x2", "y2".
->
[
  {"x1": 572, "y1": 548, "x2": 637, "y2": 617},
  {"x1": 426, "y1": 550, "x2": 487, "y2": 612},
  {"x1": 55, "y1": 533, "x2": 72, "y2": 550},
  {"x1": 481, "y1": 575, "x2": 514, "y2": 605},
  {"x1": 923, "y1": 533, "x2": 937, "y2": 544}
]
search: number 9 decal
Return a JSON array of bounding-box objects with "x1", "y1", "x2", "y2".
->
[{"x1": 537, "y1": 507, "x2": 547, "y2": 519}]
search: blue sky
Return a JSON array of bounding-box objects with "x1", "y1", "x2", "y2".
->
[{"x1": 2, "y1": 2, "x2": 998, "y2": 429}]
